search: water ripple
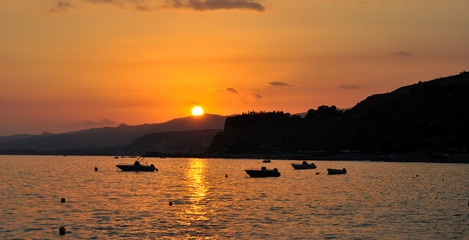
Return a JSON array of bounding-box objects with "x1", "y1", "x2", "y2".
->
[{"x1": 0, "y1": 156, "x2": 468, "y2": 239}]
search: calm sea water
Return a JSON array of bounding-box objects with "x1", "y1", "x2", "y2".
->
[{"x1": 0, "y1": 155, "x2": 467, "y2": 239}]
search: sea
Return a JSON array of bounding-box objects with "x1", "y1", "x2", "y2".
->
[{"x1": 0, "y1": 155, "x2": 467, "y2": 239}]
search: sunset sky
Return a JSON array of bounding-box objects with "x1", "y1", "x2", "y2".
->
[{"x1": 1, "y1": 0, "x2": 468, "y2": 135}]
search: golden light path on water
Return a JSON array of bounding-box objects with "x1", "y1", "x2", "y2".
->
[
  {"x1": 0, "y1": 156, "x2": 468, "y2": 239},
  {"x1": 180, "y1": 158, "x2": 209, "y2": 226}
]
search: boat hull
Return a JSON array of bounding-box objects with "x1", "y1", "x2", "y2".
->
[
  {"x1": 327, "y1": 168, "x2": 347, "y2": 175},
  {"x1": 291, "y1": 163, "x2": 317, "y2": 170},
  {"x1": 245, "y1": 170, "x2": 280, "y2": 178},
  {"x1": 116, "y1": 165, "x2": 157, "y2": 172}
]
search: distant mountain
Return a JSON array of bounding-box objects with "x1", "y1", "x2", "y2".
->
[
  {"x1": 207, "y1": 72, "x2": 469, "y2": 161},
  {"x1": 126, "y1": 129, "x2": 221, "y2": 155},
  {"x1": 0, "y1": 114, "x2": 226, "y2": 154},
  {"x1": 3, "y1": 72, "x2": 468, "y2": 161},
  {"x1": 0, "y1": 134, "x2": 33, "y2": 144}
]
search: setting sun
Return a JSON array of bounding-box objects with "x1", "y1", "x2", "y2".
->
[{"x1": 192, "y1": 106, "x2": 204, "y2": 116}]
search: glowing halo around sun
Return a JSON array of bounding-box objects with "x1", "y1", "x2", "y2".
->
[{"x1": 192, "y1": 106, "x2": 204, "y2": 116}]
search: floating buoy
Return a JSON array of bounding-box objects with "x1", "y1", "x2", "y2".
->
[
  {"x1": 94, "y1": 167, "x2": 98, "y2": 171},
  {"x1": 169, "y1": 201, "x2": 173, "y2": 206},
  {"x1": 59, "y1": 226, "x2": 65, "y2": 235},
  {"x1": 60, "y1": 198, "x2": 65, "y2": 203},
  {"x1": 316, "y1": 172, "x2": 319, "y2": 175},
  {"x1": 225, "y1": 174, "x2": 228, "y2": 178},
  {"x1": 416, "y1": 175, "x2": 419, "y2": 177}
]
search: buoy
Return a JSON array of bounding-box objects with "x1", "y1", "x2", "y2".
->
[
  {"x1": 59, "y1": 226, "x2": 65, "y2": 235},
  {"x1": 316, "y1": 172, "x2": 319, "y2": 175},
  {"x1": 60, "y1": 198, "x2": 65, "y2": 203},
  {"x1": 94, "y1": 167, "x2": 98, "y2": 171},
  {"x1": 416, "y1": 175, "x2": 419, "y2": 177},
  {"x1": 225, "y1": 174, "x2": 228, "y2": 178},
  {"x1": 169, "y1": 201, "x2": 173, "y2": 206}
]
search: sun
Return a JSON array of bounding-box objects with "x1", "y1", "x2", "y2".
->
[{"x1": 192, "y1": 106, "x2": 204, "y2": 116}]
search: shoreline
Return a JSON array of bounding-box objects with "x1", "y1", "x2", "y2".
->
[{"x1": 2, "y1": 152, "x2": 468, "y2": 164}]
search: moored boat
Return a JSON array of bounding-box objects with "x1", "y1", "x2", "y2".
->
[
  {"x1": 245, "y1": 167, "x2": 280, "y2": 177},
  {"x1": 327, "y1": 168, "x2": 347, "y2": 175},
  {"x1": 291, "y1": 161, "x2": 317, "y2": 170},
  {"x1": 116, "y1": 158, "x2": 158, "y2": 172}
]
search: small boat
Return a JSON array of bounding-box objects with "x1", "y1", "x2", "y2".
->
[
  {"x1": 245, "y1": 167, "x2": 280, "y2": 178},
  {"x1": 327, "y1": 168, "x2": 347, "y2": 175},
  {"x1": 291, "y1": 161, "x2": 317, "y2": 170},
  {"x1": 116, "y1": 158, "x2": 158, "y2": 172},
  {"x1": 262, "y1": 159, "x2": 271, "y2": 163}
]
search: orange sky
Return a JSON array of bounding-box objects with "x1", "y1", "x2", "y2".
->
[{"x1": 1, "y1": 0, "x2": 468, "y2": 135}]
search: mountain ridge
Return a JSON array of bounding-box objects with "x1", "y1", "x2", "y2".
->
[
  {"x1": 205, "y1": 72, "x2": 469, "y2": 162},
  {"x1": 2, "y1": 72, "x2": 468, "y2": 162},
  {"x1": 0, "y1": 114, "x2": 226, "y2": 153}
]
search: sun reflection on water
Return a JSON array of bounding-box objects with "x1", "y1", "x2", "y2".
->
[
  {"x1": 180, "y1": 158, "x2": 209, "y2": 225},
  {"x1": 1, "y1": 156, "x2": 468, "y2": 239}
]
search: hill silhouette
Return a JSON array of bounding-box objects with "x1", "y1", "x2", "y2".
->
[
  {"x1": 207, "y1": 72, "x2": 469, "y2": 162},
  {"x1": 127, "y1": 129, "x2": 221, "y2": 155},
  {"x1": 0, "y1": 114, "x2": 226, "y2": 154},
  {"x1": 2, "y1": 72, "x2": 468, "y2": 162}
]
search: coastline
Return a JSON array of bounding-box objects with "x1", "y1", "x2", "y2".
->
[{"x1": 1, "y1": 151, "x2": 468, "y2": 164}]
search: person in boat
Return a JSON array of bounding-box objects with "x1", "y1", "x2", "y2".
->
[
  {"x1": 134, "y1": 160, "x2": 141, "y2": 166},
  {"x1": 302, "y1": 161, "x2": 308, "y2": 165}
]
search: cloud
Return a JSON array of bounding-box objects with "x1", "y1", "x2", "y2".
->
[
  {"x1": 208, "y1": 87, "x2": 221, "y2": 93},
  {"x1": 80, "y1": 118, "x2": 118, "y2": 127},
  {"x1": 53, "y1": 0, "x2": 265, "y2": 12},
  {"x1": 392, "y1": 51, "x2": 411, "y2": 57},
  {"x1": 49, "y1": 1, "x2": 76, "y2": 13},
  {"x1": 268, "y1": 81, "x2": 292, "y2": 87},
  {"x1": 340, "y1": 84, "x2": 360, "y2": 90},
  {"x1": 82, "y1": 0, "x2": 153, "y2": 11},
  {"x1": 227, "y1": 88, "x2": 239, "y2": 94},
  {"x1": 165, "y1": 0, "x2": 265, "y2": 12},
  {"x1": 253, "y1": 93, "x2": 262, "y2": 99}
]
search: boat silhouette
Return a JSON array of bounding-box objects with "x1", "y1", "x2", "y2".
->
[
  {"x1": 245, "y1": 167, "x2": 280, "y2": 177},
  {"x1": 116, "y1": 157, "x2": 157, "y2": 172},
  {"x1": 327, "y1": 168, "x2": 347, "y2": 175},
  {"x1": 291, "y1": 161, "x2": 317, "y2": 170}
]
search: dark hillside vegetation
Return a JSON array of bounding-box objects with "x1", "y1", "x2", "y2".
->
[{"x1": 207, "y1": 72, "x2": 469, "y2": 161}]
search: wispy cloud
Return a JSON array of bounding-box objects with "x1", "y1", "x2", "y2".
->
[
  {"x1": 83, "y1": 0, "x2": 116, "y2": 3},
  {"x1": 80, "y1": 118, "x2": 118, "y2": 128},
  {"x1": 340, "y1": 84, "x2": 360, "y2": 90},
  {"x1": 49, "y1": 1, "x2": 76, "y2": 13},
  {"x1": 208, "y1": 87, "x2": 221, "y2": 93},
  {"x1": 392, "y1": 51, "x2": 411, "y2": 57},
  {"x1": 253, "y1": 93, "x2": 262, "y2": 99},
  {"x1": 52, "y1": 0, "x2": 265, "y2": 12},
  {"x1": 165, "y1": 0, "x2": 265, "y2": 12},
  {"x1": 227, "y1": 88, "x2": 239, "y2": 94},
  {"x1": 268, "y1": 81, "x2": 292, "y2": 87},
  {"x1": 82, "y1": 0, "x2": 152, "y2": 11}
]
